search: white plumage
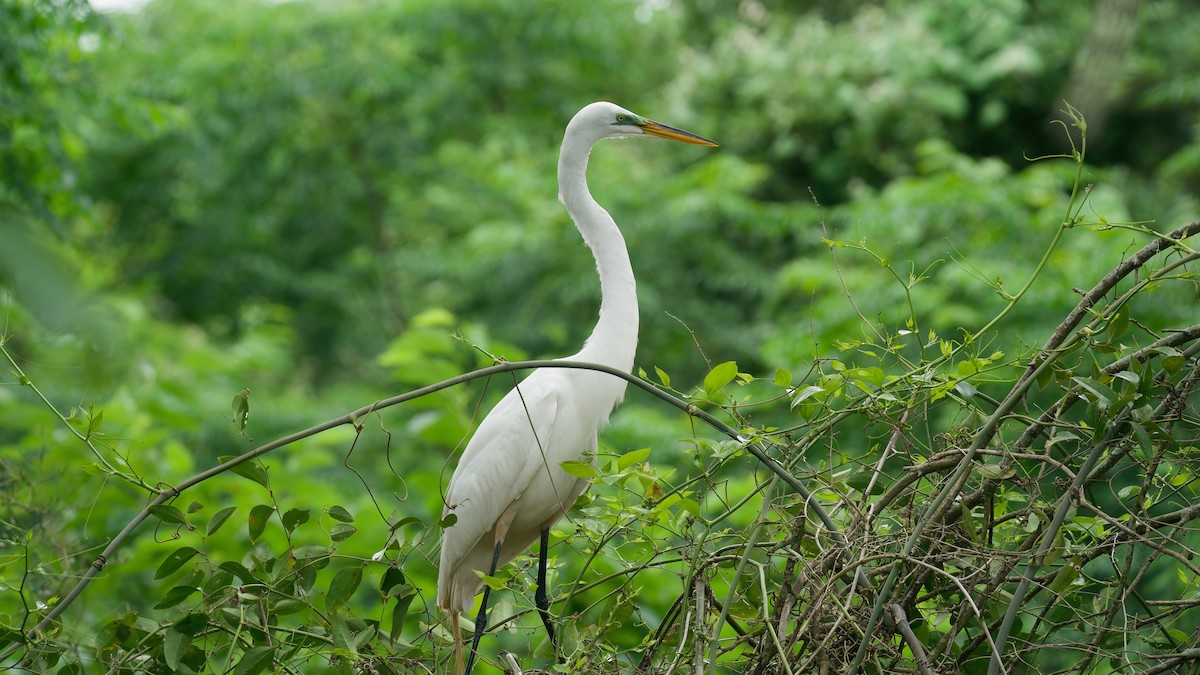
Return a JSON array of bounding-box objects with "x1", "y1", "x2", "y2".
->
[{"x1": 435, "y1": 101, "x2": 716, "y2": 673}]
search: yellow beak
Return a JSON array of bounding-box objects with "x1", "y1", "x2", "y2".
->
[{"x1": 638, "y1": 119, "x2": 718, "y2": 147}]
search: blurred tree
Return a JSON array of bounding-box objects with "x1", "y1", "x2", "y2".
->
[{"x1": 82, "y1": 0, "x2": 684, "y2": 375}]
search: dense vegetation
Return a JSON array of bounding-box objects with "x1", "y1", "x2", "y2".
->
[{"x1": 2, "y1": 0, "x2": 1199, "y2": 672}]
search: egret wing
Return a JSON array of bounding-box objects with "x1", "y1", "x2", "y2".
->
[{"x1": 437, "y1": 373, "x2": 571, "y2": 611}]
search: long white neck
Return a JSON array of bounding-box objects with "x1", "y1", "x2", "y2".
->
[{"x1": 557, "y1": 132, "x2": 638, "y2": 373}]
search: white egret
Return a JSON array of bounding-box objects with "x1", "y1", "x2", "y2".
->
[{"x1": 436, "y1": 102, "x2": 716, "y2": 674}]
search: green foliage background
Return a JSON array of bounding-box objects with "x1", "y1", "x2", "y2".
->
[{"x1": 2, "y1": 0, "x2": 1199, "y2": 673}]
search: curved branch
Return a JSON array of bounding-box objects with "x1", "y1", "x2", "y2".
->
[{"x1": 3, "y1": 358, "x2": 837, "y2": 660}]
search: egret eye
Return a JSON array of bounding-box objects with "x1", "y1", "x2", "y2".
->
[{"x1": 615, "y1": 114, "x2": 627, "y2": 123}]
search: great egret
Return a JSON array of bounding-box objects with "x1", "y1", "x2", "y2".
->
[{"x1": 436, "y1": 102, "x2": 716, "y2": 674}]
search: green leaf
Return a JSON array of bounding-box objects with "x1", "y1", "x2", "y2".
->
[
  {"x1": 86, "y1": 406, "x2": 104, "y2": 438},
  {"x1": 328, "y1": 505, "x2": 354, "y2": 523},
  {"x1": 774, "y1": 368, "x2": 792, "y2": 387},
  {"x1": 676, "y1": 498, "x2": 701, "y2": 517},
  {"x1": 1071, "y1": 376, "x2": 1115, "y2": 409},
  {"x1": 1107, "y1": 303, "x2": 1129, "y2": 339},
  {"x1": 1111, "y1": 369, "x2": 1139, "y2": 386},
  {"x1": 617, "y1": 447, "x2": 651, "y2": 471},
  {"x1": 248, "y1": 504, "x2": 275, "y2": 543},
  {"x1": 218, "y1": 561, "x2": 261, "y2": 583},
  {"x1": 439, "y1": 513, "x2": 458, "y2": 528},
  {"x1": 154, "y1": 585, "x2": 199, "y2": 610},
  {"x1": 293, "y1": 544, "x2": 331, "y2": 561},
  {"x1": 155, "y1": 546, "x2": 199, "y2": 580},
  {"x1": 164, "y1": 628, "x2": 190, "y2": 671},
  {"x1": 653, "y1": 366, "x2": 670, "y2": 388},
  {"x1": 149, "y1": 504, "x2": 190, "y2": 527},
  {"x1": 974, "y1": 463, "x2": 1014, "y2": 480},
  {"x1": 327, "y1": 565, "x2": 363, "y2": 613},
  {"x1": 330, "y1": 614, "x2": 356, "y2": 654},
  {"x1": 703, "y1": 361, "x2": 738, "y2": 397},
  {"x1": 1131, "y1": 422, "x2": 1154, "y2": 461},
  {"x1": 273, "y1": 599, "x2": 306, "y2": 616},
  {"x1": 232, "y1": 645, "x2": 275, "y2": 675},
  {"x1": 478, "y1": 572, "x2": 506, "y2": 591},
  {"x1": 790, "y1": 385, "x2": 824, "y2": 409},
  {"x1": 219, "y1": 456, "x2": 271, "y2": 490},
  {"x1": 231, "y1": 387, "x2": 251, "y2": 431},
  {"x1": 330, "y1": 523, "x2": 357, "y2": 543},
  {"x1": 282, "y1": 508, "x2": 310, "y2": 533},
  {"x1": 172, "y1": 610, "x2": 207, "y2": 634},
  {"x1": 847, "y1": 366, "x2": 884, "y2": 386},
  {"x1": 207, "y1": 506, "x2": 237, "y2": 536},
  {"x1": 560, "y1": 460, "x2": 599, "y2": 479},
  {"x1": 380, "y1": 567, "x2": 407, "y2": 595},
  {"x1": 390, "y1": 592, "x2": 415, "y2": 643},
  {"x1": 1047, "y1": 561, "x2": 1080, "y2": 595},
  {"x1": 960, "y1": 503, "x2": 978, "y2": 545}
]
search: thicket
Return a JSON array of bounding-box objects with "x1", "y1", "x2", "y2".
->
[{"x1": 3, "y1": 0, "x2": 1200, "y2": 673}]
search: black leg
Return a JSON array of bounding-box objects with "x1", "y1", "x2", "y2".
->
[
  {"x1": 536, "y1": 528, "x2": 563, "y2": 662},
  {"x1": 465, "y1": 540, "x2": 503, "y2": 675}
]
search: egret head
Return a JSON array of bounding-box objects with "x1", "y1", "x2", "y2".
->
[{"x1": 569, "y1": 101, "x2": 718, "y2": 147}]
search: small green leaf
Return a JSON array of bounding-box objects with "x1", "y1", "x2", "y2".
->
[
  {"x1": 1131, "y1": 422, "x2": 1154, "y2": 461},
  {"x1": 617, "y1": 448, "x2": 651, "y2": 471},
  {"x1": 231, "y1": 387, "x2": 251, "y2": 431},
  {"x1": 154, "y1": 585, "x2": 199, "y2": 610},
  {"x1": 954, "y1": 380, "x2": 978, "y2": 398},
  {"x1": 207, "y1": 506, "x2": 237, "y2": 536},
  {"x1": 478, "y1": 572, "x2": 506, "y2": 591},
  {"x1": 439, "y1": 513, "x2": 458, "y2": 528},
  {"x1": 380, "y1": 567, "x2": 407, "y2": 595},
  {"x1": 1047, "y1": 561, "x2": 1080, "y2": 595},
  {"x1": 774, "y1": 368, "x2": 792, "y2": 387},
  {"x1": 703, "y1": 361, "x2": 739, "y2": 397},
  {"x1": 327, "y1": 565, "x2": 364, "y2": 613},
  {"x1": 847, "y1": 366, "x2": 884, "y2": 386},
  {"x1": 172, "y1": 610, "x2": 207, "y2": 634},
  {"x1": 293, "y1": 544, "x2": 330, "y2": 561},
  {"x1": 654, "y1": 366, "x2": 670, "y2": 388},
  {"x1": 86, "y1": 407, "x2": 104, "y2": 438},
  {"x1": 390, "y1": 592, "x2": 415, "y2": 643},
  {"x1": 282, "y1": 508, "x2": 311, "y2": 533},
  {"x1": 150, "y1": 505, "x2": 189, "y2": 527},
  {"x1": 676, "y1": 498, "x2": 701, "y2": 517},
  {"x1": 164, "y1": 627, "x2": 190, "y2": 671},
  {"x1": 273, "y1": 599, "x2": 306, "y2": 616},
  {"x1": 155, "y1": 546, "x2": 199, "y2": 580},
  {"x1": 1107, "y1": 303, "x2": 1129, "y2": 339},
  {"x1": 790, "y1": 385, "x2": 824, "y2": 409},
  {"x1": 218, "y1": 456, "x2": 270, "y2": 490},
  {"x1": 327, "y1": 505, "x2": 354, "y2": 523},
  {"x1": 248, "y1": 504, "x2": 275, "y2": 543},
  {"x1": 1071, "y1": 376, "x2": 1115, "y2": 409},
  {"x1": 1111, "y1": 369, "x2": 1139, "y2": 386},
  {"x1": 330, "y1": 614, "x2": 356, "y2": 654},
  {"x1": 974, "y1": 463, "x2": 1015, "y2": 480},
  {"x1": 560, "y1": 460, "x2": 599, "y2": 479},
  {"x1": 232, "y1": 645, "x2": 275, "y2": 675},
  {"x1": 218, "y1": 560, "x2": 260, "y2": 583},
  {"x1": 330, "y1": 523, "x2": 357, "y2": 543},
  {"x1": 1118, "y1": 485, "x2": 1140, "y2": 500},
  {"x1": 1024, "y1": 511, "x2": 1041, "y2": 534}
]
